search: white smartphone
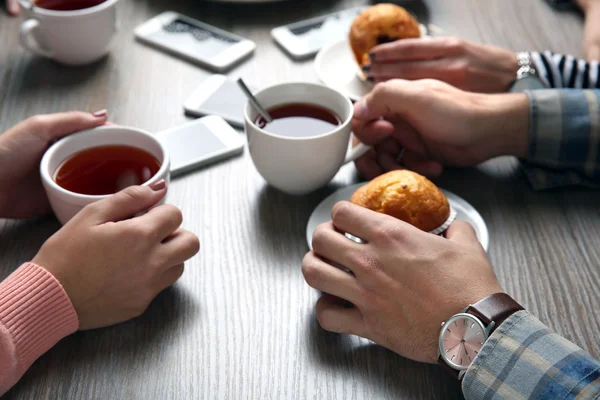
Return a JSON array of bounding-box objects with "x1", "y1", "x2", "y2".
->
[
  {"x1": 156, "y1": 116, "x2": 244, "y2": 177},
  {"x1": 134, "y1": 11, "x2": 256, "y2": 72},
  {"x1": 184, "y1": 74, "x2": 256, "y2": 128},
  {"x1": 271, "y1": 7, "x2": 365, "y2": 60}
]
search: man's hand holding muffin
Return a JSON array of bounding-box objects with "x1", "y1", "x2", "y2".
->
[
  {"x1": 351, "y1": 79, "x2": 529, "y2": 179},
  {"x1": 302, "y1": 201, "x2": 501, "y2": 363}
]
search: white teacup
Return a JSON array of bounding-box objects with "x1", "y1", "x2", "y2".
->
[
  {"x1": 40, "y1": 126, "x2": 170, "y2": 225},
  {"x1": 244, "y1": 82, "x2": 369, "y2": 195},
  {"x1": 19, "y1": 0, "x2": 119, "y2": 66}
]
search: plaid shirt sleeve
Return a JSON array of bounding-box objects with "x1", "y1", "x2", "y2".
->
[
  {"x1": 523, "y1": 89, "x2": 600, "y2": 190},
  {"x1": 462, "y1": 310, "x2": 600, "y2": 399}
]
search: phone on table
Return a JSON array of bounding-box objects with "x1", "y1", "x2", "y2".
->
[
  {"x1": 156, "y1": 116, "x2": 244, "y2": 177},
  {"x1": 134, "y1": 11, "x2": 256, "y2": 72},
  {"x1": 184, "y1": 74, "x2": 256, "y2": 128},
  {"x1": 271, "y1": 7, "x2": 365, "y2": 60}
]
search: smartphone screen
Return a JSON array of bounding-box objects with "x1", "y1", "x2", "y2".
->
[
  {"x1": 146, "y1": 18, "x2": 240, "y2": 59},
  {"x1": 157, "y1": 117, "x2": 242, "y2": 176},
  {"x1": 184, "y1": 76, "x2": 256, "y2": 128}
]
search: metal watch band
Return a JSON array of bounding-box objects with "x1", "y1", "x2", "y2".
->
[{"x1": 516, "y1": 51, "x2": 537, "y2": 79}]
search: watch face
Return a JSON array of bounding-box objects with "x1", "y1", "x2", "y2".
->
[{"x1": 439, "y1": 314, "x2": 487, "y2": 370}]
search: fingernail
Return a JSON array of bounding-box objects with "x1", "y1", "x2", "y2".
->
[
  {"x1": 361, "y1": 64, "x2": 371, "y2": 73},
  {"x1": 92, "y1": 109, "x2": 107, "y2": 118},
  {"x1": 354, "y1": 100, "x2": 368, "y2": 119},
  {"x1": 150, "y1": 179, "x2": 166, "y2": 191},
  {"x1": 368, "y1": 52, "x2": 376, "y2": 61}
]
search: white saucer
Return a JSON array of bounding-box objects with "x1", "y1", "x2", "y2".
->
[
  {"x1": 315, "y1": 26, "x2": 430, "y2": 102},
  {"x1": 306, "y1": 183, "x2": 489, "y2": 251},
  {"x1": 315, "y1": 38, "x2": 372, "y2": 102}
]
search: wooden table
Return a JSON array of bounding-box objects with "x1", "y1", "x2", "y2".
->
[{"x1": 1, "y1": 0, "x2": 598, "y2": 398}]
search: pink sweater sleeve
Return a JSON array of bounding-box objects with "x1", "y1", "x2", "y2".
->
[{"x1": 0, "y1": 263, "x2": 78, "y2": 396}]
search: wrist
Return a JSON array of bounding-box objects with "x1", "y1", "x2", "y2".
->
[
  {"x1": 476, "y1": 93, "x2": 529, "y2": 160},
  {"x1": 498, "y1": 49, "x2": 520, "y2": 91}
]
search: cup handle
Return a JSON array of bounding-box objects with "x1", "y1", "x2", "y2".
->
[
  {"x1": 344, "y1": 138, "x2": 371, "y2": 165},
  {"x1": 20, "y1": 19, "x2": 53, "y2": 58}
]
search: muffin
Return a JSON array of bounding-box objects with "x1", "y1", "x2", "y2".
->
[
  {"x1": 349, "y1": 170, "x2": 451, "y2": 232},
  {"x1": 349, "y1": 4, "x2": 421, "y2": 68}
]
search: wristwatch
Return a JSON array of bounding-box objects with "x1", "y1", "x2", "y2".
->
[
  {"x1": 437, "y1": 293, "x2": 524, "y2": 380},
  {"x1": 509, "y1": 51, "x2": 546, "y2": 92}
]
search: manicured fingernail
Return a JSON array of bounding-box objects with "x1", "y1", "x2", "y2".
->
[
  {"x1": 8, "y1": 2, "x2": 19, "y2": 14},
  {"x1": 362, "y1": 64, "x2": 371, "y2": 73},
  {"x1": 92, "y1": 109, "x2": 107, "y2": 118},
  {"x1": 354, "y1": 100, "x2": 368, "y2": 119},
  {"x1": 368, "y1": 52, "x2": 376, "y2": 61},
  {"x1": 150, "y1": 179, "x2": 166, "y2": 191}
]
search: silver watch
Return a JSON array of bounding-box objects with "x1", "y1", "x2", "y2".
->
[{"x1": 510, "y1": 52, "x2": 546, "y2": 92}]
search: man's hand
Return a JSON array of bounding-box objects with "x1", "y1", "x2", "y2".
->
[
  {"x1": 364, "y1": 37, "x2": 518, "y2": 93},
  {"x1": 33, "y1": 183, "x2": 200, "y2": 330},
  {"x1": 0, "y1": 111, "x2": 108, "y2": 219},
  {"x1": 352, "y1": 79, "x2": 529, "y2": 180},
  {"x1": 302, "y1": 202, "x2": 501, "y2": 363}
]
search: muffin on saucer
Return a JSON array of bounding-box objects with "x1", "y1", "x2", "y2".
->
[
  {"x1": 349, "y1": 3, "x2": 421, "y2": 70},
  {"x1": 349, "y1": 170, "x2": 454, "y2": 233}
]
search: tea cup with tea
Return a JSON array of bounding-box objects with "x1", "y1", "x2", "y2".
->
[
  {"x1": 244, "y1": 82, "x2": 369, "y2": 196},
  {"x1": 40, "y1": 125, "x2": 170, "y2": 224},
  {"x1": 19, "y1": 0, "x2": 119, "y2": 65}
]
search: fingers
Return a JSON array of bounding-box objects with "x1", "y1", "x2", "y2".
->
[
  {"x1": 136, "y1": 204, "x2": 183, "y2": 241},
  {"x1": 367, "y1": 59, "x2": 446, "y2": 81},
  {"x1": 159, "y1": 228, "x2": 201, "y2": 266},
  {"x1": 302, "y1": 251, "x2": 362, "y2": 305},
  {"x1": 83, "y1": 181, "x2": 167, "y2": 223},
  {"x1": 400, "y1": 151, "x2": 444, "y2": 177},
  {"x1": 354, "y1": 149, "x2": 383, "y2": 180},
  {"x1": 155, "y1": 263, "x2": 185, "y2": 292},
  {"x1": 27, "y1": 110, "x2": 108, "y2": 142},
  {"x1": 311, "y1": 221, "x2": 367, "y2": 275},
  {"x1": 6, "y1": 0, "x2": 19, "y2": 15},
  {"x1": 445, "y1": 220, "x2": 479, "y2": 246},
  {"x1": 331, "y1": 201, "x2": 400, "y2": 243},
  {"x1": 353, "y1": 80, "x2": 419, "y2": 124},
  {"x1": 316, "y1": 294, "x2": 366, "y2": 336},
  {"x1": 369, "y1": 37, "x2": 461, "y2": 62},
  {"x1": 352, "y1": 117, "x2": 395, "y2": 145}
]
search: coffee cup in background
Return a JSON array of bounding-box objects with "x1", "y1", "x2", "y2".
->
[
  {"x1": 244, "y1": 82, "x2": 369, "y2": 196},
  {"x1": 40, "y1": 126, "x2": 170, "y2": 225},
  {"x1": 19, "y1": 0, "x2": 119, "y2": 65}
]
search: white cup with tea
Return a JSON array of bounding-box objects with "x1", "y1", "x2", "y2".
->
[
  {"x1": 244, "y1": 82, "x2": 369, "y2": 196},
  {"x1": 40, "y1": 126, "x2": 170, "y2": 225},
  {"x1": 19, "y1": 0, "x2": 119, "y2": 65}
]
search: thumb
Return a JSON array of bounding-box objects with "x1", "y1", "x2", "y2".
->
[
  {"x1": 445, "y1": 220, "x2": 479, "y2": 246},
  {"x1": 354, "y1": 80, "x2": 417, "y2": 122},
  {"x1": 86, "y1": 180, "x2": 167, "y2": 223}
]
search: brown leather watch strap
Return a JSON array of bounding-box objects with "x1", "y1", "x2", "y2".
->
[{"x1": 467, "y1": 292, "x2": 524, "y2": 334}]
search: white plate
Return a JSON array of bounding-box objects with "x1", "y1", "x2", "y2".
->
[
  {"x1": 315, "y1": 27, "x2": 429, "y2": 102},
  {"x1": 315, "y1": 38, "x2": 371, "y2": 102},
  {"x1": 306, "y1": 183, "x2": 489, "y2": 251}
]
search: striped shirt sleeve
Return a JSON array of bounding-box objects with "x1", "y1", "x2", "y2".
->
[
  {"x1": 523, "y1": 89, "x2": 600, "y2": 190},
  {"x1": 531, "y1": 52, "x2": 600, "y2": 89},
  {"x1": 462, "y1": 310, "x2": 600, "y2": 399}
]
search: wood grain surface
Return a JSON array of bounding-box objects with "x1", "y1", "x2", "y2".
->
[{"x1": 1, "y1": 0, "x2": 599, "y2": 399}]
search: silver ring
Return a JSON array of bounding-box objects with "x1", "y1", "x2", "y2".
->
[{"x1": 344, "y1": 232, "x2": 365, "y2": 244}]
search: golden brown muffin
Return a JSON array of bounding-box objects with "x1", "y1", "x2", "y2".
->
[
  {"x1": 349, "y1": 4, "x2": 421, "y2": 67},
  {"x1": 349, "y1": 170, "x2": 450, "y2": 232}
]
